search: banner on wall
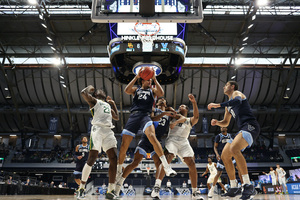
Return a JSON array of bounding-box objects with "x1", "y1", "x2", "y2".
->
[
  {"x1": 202, "y1": 117, "x2": 208, "y2": 134},
  {"x1": 287, "y1": 182, "x2": 300, "y2": 194},
  {"x1": 48, "y1": 117, "x2": 58, "y2": 134}
]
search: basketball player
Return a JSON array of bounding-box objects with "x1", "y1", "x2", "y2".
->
[
  {"x1": 116, "y1": 72, "x2": 176, "y2": 183},
  {"x1": 115, "y1": 97, "x2": 180, "y2": 196},
  {"x1": 208, "y1": 81, "x2": 260, "y2": 200},
  {"x1": 276, "y1": 164, "x2": 287, "y2": 194},
  {"x1": 207, "y1": 127, "x2": 233, "y2": 198},
  {"x1": 152, "y1": 94, "x2": 204, "y2": 200},
  {"x1": 201, "y1": 157, "x2": 224, "y2": 191},
  {"x1": 74, "y1": 136, "x2": 89, "y2": 187},
  {"x1": 263, "y1": 167, "x2": 277, "y2": 186},
  {"x1": 77, "y1": 85, "x2": 119, "y2": 199}
]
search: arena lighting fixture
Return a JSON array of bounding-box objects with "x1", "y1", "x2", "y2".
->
[
  {"x1": 286, "y1": 88, "x2": 290, "y2": 91},
  {"x1": 239, "y1": 47, "x2": 244, "y2": 51},
  {"x1": 10, "y1": 135, "x2": 17, "y2": 137},
  {"x1": 41, "y1": 23, "x2": 47, "y2": 28},
  {"x1": 28, "y1": 0, "x2": 37, "y2": 5},
  {"x1": 4, "y1": 87, "x2": 8, "y2": 90},
  {"x1": 278, "y1": 134, "x2": 285, "y2": 137},
  {"x1": 243, "y1": 37, "x2": 249, "y2": 41},
  {"x1": 62, "y1": 84, "x2": 67, "y2": 88},
  {"x1": 60, "y1": 75, "x2": 64, "y2": 79},
  {"x1": 51, "y1": 46, "x2": 56, "y2": 51},
  {"x1": 54, "y1": 57, "x2": 61, "y2": 66},
  {"x1": 252, "y1": 15, "x2": 256, "y2": 20},
  {"x1": 248, "y1": 24, "x2": 254, "y2": 29},
  {"x1": 283, "y1": 94, "x2": 289, "y2": 99},
  {"x1": 54, "y1": 135, "x2": 61, "y2": 137},
  {"x1": 46, "y1": 36, "x2": 52, "y2": 41},
  {"x1": 256, "y1": 0, "x2": 268, "y2": 7},
  {"x1": 35, "y1": 174, "x2": 43, "y2": 176},
  {"x1": 39, "y1": 13, "x2": 43, "y2": 20},
  {"x1": 235, "y1": 58, "x2": 242, "y2": 66},
  {"x1": 231, "y1": 75, "x2": 236, "y2": 79},
  {"x1": 242, "y1": 43, "x2": 247, "y2": 46}
]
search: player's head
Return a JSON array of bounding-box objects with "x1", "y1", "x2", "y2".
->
[
  {"x1": 178, "y1": 104, "x2": 189, "y2": 116},
  {"x1": 224, "y1": 81, "x2": 239, "y2": 95},
  {"x1": 81, "y1": 136, "x2": 88, "y2": 144},
  {"x1": 208, "y1": 157, "x2": 212, "y2": 163},
  {"x1": 138, "y1": 78, "x2": 152, "y2": 89},
  {"x1": 220, "y1": 127, "x2": 227, "y2": 134},
  {"x1": 276, "y1": 163, "x2": 280, "y2": 168},
  {"x1": 92, "y1": 89, "x2": 106, "y2": 101},
  {"x1": 156, "y1": 97, "x2": 167, "y2": 108},
  {"x1": 270, "y1": 167, "x2": 273, "y2": 170}
]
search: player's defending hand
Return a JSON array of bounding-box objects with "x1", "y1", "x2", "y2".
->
[
  {"x1": 106, "y1": 96, "x2": 114, "y2": 104},
  {"x1": 211, "y1": 119, "x2": 218, "y2": 126},
  {"x1": 87, "y1": 85, "x2": 95, "y2": 93},
  {"x1": 207, "y1": 103, "x2": 220, "y2": 110},
  {"x1": 164, "y1": 111, "x2": 176, "y2": 117},
  {"x1": 188, "y1": 94, "x2": 196, "y2": 103}
]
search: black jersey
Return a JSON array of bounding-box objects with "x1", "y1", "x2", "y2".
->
[
  {"x1": 215, "y1": 133, "x2": 233, "y2": 155},
  {"x1": 130, "y1": 87, "x2": 154, "y2": 113},
  {"x1": 77, "y1": 144, "x2": 89, "y2": 163}
]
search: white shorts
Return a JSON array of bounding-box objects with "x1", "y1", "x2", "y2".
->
[
  {"x1": 165, "y1": 136, "x2": 194, "y2": 159},
  {"x1": 90, "y1": 125, "x2": 117, "y2": 153},
  {"x1": 278, "y1": 177, "x2": 286, "y2": 186},
  {"x1": 207, "y1": 174, "x2": 221, "y2": 184},
  {"x1": 271, "y1": 177, "x2": 277, "y2": 185}
]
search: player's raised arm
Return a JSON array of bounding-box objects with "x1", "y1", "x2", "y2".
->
[
  {"x1": 151, "y1": 73, "x2": 164, "y2": 98},
  {"x1": 81, "y1": 85, "x2": 97, "y2": 108},
  {"x1": 211, "y1": 107, "x2": 232, "y2": 127},
  {"x1": 124, "y1": 73, "x2": 139, "y2": 95},
  {"x1": 208, "y1": 91, "x2": 244, "y2": 110},
  {"x1": 169, "y1": 114, "x2": 187, "y2": 129},
  {"x1": 106, "y1": 96, "x2": 119, "y2": 121},
  {"x1": 189, "y1": 94, "x2": 199, "y2": 126}
]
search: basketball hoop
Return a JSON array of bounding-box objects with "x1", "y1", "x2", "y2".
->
[{"x1": 134, "y1": 22, "x2": 160, "y2": 52}]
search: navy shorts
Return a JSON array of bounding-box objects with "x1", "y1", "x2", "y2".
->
[
  {"x1": 121, "y1": 112, "x2": 153, "y2": 137},
  {"x1": 74, "y1": 162, "x2": 85, "y2": 179},
  {"x1": 134, "y1": 121, "x2": 160, "y2": 158}
]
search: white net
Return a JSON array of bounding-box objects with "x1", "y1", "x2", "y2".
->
[{"x1": 138, "y1": 34, "x2": 154, "y2": 52}]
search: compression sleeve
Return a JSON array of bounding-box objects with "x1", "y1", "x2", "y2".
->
[{"x1": 220, "y1": 96, "x2": 242, "y2": 108}]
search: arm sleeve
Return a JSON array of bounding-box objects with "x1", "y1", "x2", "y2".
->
[{"x1": 220, "y1": 96, "x2": 242, "y2": 108}]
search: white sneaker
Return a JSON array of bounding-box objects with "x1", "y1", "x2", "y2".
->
[
  {"x1": 115, "y1": 181, "x2": 122, "y2": 197},
  {"x1": 208, "y1": 186, "x2": 215, "y2": 198},
  {"x1": 164, "y1": 166, "x2": 177, "y2": 177},
  {"x1": 151, "y1": 186, "x2": 161, "y2": 199},
  {"x1": 192, "y1": 191, "x2": 204, "y2": 200}
]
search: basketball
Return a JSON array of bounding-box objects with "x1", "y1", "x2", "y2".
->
[{"x1": 139, "y1": 67, "x2": 154, "y2": 80}]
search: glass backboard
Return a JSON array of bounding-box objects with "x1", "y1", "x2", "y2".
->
[{"x1": 91, "y1": 0, "x2": 203, "y2": 23}]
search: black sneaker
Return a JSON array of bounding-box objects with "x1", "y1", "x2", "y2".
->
[
  {"x1": 105, "y1": 190, "x2": 119, "y2": 199},
  {"x1": 221, "y1": 187, "x2": 242, "y2": 197},
  {"x1": 192, "y1": 191, "x2": 204, "y2": 200},
  {"x1": 240, "y1": 184, "x2": 257, "y2": 200}
]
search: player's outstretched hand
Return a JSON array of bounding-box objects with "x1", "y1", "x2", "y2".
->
[
  {"x1": 106, "y1": 96, "x2": 114, "y2": 104},
  {"x1": 188, "y1": 94, "x2": 196, "y2": 103},
  {"x1": 164, "y1": 111, "x2": 176, "y2": 117},
  {"x1": 87, "y1": 85, "x2": 95, "y2": 93},
  {"x1": 207, "y1": 103, "x2": 220, "y2": 110},
  {"x1": 211, "y1": 119, "x2": 218, "y2": 126}
]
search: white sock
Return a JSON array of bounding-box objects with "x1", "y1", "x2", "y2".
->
[
  {"x1": 192, "y1": 188, "x2": 197, "y2": 193},
  {"x1": 210, "y1": 185, "x2": 215, "y2": 190},
  {"x1": 108, "y1": 183, "x2": 115, "y2": 192},
  {"x1": 80, "y1": 163, "x2": 92, "y2": 188},
  {"x1": 154, "y1": 179, "x2": 162, "y2": 187},
  {"x1": 117, "y1": 164, "x2": 122, "y2": 173},
  {"x1": 119, "y1": 177, "x2": 126, "y2": 186},
  {"x1": 230, "y1": 179, "x2": 237, "y2": 188},
  {"x1": 242, "y1": 174, "x2": 251, "y2": 185},
  {"x1": 159, "y1": 155, "x2": 169, "y2": 168}
]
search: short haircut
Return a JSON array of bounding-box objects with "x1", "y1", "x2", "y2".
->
[
  {"x1": 228, "y1": 81, "x2": 239, "y2": 91},
  {"x1": 156, "y1": 96, "x2": 168, "y2": 106}
]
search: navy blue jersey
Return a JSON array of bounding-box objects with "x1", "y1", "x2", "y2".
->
[
  {"x1": 215, "y1": 133, "x2": 233, "y2": 155},
  {"x1": 77, "y1": 144, "x2": 89, "y2": 163},
  {"x1": 227, "y1": 98, "x2": 257, "y2": 129},
  {"x1": 130, "y1": 87, "x2": 154, "y2": 113}
]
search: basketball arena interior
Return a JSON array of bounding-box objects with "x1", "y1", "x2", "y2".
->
[{"x1": 0, "y1": 0, "x2": 300, "y2": 199}]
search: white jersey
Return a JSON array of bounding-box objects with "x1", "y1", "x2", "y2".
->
[
  {"x1": 91, "y1": 99, "x2": 114, "y2": 128},
  {"x1": 269, "y1": 170, "x2": 276, "y2": 179},
  {"x1": 168, "y1": 118, "x2": 192, "y2": 139},
  {"x1": 207, "y1": 162, "x2": 217, "y2": 176},
  {"x1": 276, "y1": 167, "x2": 286, "y2": 178}
]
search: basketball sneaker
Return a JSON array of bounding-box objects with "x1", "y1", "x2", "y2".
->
[
  {"x1": 208, "y1": 186, "x2": 215, "y2": 198},
  {"x1": 106, "y1": 190, "x2": 119, "y2": 199},
  {"x1": 115, "y1": 181, "x2": 122, "y2": 197},
  {"x1": 151, "y1": 186, "x2": 160, "y2": 199},
  {"x1": 164, "y1": 166, "x2": 177, "y2": 177},
  {"x1": 192, "y1": 191, "x2": 204, "y2": 200},
  {"x1": 240, "y1": 184, "x2": 257, "y2": 200},
  {"x1": 76, "y1": 188, "x2": 85, "y2": 199},
  {"x1": 221, "y1": 187, "x2": 242, "y2": 197}
]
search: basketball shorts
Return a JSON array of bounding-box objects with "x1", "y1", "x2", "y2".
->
[
  {"x1": 207, "y1": 174, "x2": 221, "y2": 184},
  {"x1": 165, "y1": 136, "x2": 194, "y2": 159},
  {"x1": 278, "y1": 177, "x2": 286, "y2": 186},
  {"x1": 74, "y1": 162, "x2": 86, "y2": 179},
  {"x1": 121, "y1": 112, "x2": 153, "y2": 137},
  {"x1": 90, "y1": 125, "x2": 117, "y2": 153}
]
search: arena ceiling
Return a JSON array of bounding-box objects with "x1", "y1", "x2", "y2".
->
[{"x1": 0, "y1": 0, "x2": 300, "y2": 138}]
